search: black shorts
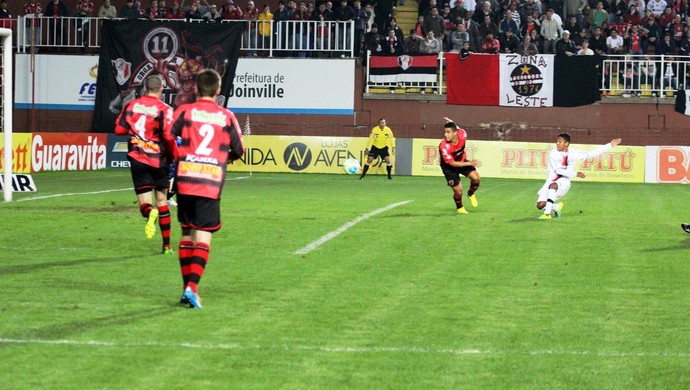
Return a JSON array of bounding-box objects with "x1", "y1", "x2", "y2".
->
[
  {"x1": 367, "y1": 146, "x2": 390, "y2": 159},
  {"x1": 128, "y1": 157, "x2": 170, "y2": 195},
  {"x1": 176, "y1": 194, "x2": 222, "y2": 233},
  {"x1": 442, "y1": 165, "x2": 476, "y2": 187}
]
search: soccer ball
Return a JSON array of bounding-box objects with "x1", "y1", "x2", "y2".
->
[{"x1": 342, "y1": 158, "x2": 361, "y2": 175}]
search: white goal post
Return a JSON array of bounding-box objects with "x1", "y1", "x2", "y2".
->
[{"x1": 1, "y1": 28, "x2": 12, "y2": 202}]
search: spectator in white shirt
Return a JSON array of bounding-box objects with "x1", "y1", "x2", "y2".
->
[
  {"x1": 646, "y1": 0, "x2": 666, "y2": 17},
  {"x1": 577, "y1": 39, "x2": 594, "y2": 55},
  {"x1": 606, "y1": 29, "x2": 625, "y2": 53}
]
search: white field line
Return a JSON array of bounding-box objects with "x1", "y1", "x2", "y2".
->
[
  {"x1": 12, "y1": 176, "x2": 250, "y2": 203},
  {"x1": 0, "y1": 338, "x2": 688, "y2": 358},
  {"x1": 295, "y1": 200, "x2": 412, "y2": 255},
  {"x1": 16, "y1": 188, "x2": 133, "y2": 202}
]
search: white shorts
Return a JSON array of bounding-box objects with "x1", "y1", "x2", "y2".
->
[{"x1": 536, "y1": 178, "x2": 571, "y2": 203}]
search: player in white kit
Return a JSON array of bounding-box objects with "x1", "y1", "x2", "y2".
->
[{"x1": 537, "y1": 133, "x2": 622, "y2": 220}]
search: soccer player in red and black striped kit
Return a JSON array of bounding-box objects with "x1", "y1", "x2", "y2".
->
[
  {"x1": 114, "y1": 75, "x2": 179, "y2": 253},
  {"x1": 439, "y1": 117, "x2": 481, "y2": 214},
  {"x1": 170, "y1": 69, "x2": 245, "y2": 309}
]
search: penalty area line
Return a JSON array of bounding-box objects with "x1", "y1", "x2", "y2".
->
[{"x1": 295, "y1": 200, "x2": 412, "y2": 255}]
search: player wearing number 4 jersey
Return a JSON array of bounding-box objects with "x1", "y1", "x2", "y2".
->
[
  {"x1": 114, "y1": 75, "x2": 179, "y2": 254},
  {"x1": 170, "y1": 69, "x2": 245, "y2": 309},
  {"x1": 536, "y1": 133, "x2": 622, "y2": 220}
]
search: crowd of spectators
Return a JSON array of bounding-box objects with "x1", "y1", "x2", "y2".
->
[
  {"x1": 3, "y1": 0, "x2": 690, "y2": 58},
  {"x1": 5, "y1": 0, "x2": 378, "y2": 57},
  {"x1": 369, "y1": 0, "x2": 690, "y2": 58}
]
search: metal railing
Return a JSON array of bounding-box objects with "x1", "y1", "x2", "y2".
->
[
  {"x1": 600, "y1": 54, "x2": 690, "y2": 98},
  {"x1": 10, "y1": 17, "x2": 690, "y2": 101},
  {"x1": 14, "y1": 16, "x2": 355, "y2": 57},
  {"x1": 364, "y1": 52, "x2": 690, "y2": 99}
]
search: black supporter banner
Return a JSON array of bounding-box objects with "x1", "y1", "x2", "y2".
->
[{"x1": 93, "y1": 20, "x2": 242, "y2": 133}]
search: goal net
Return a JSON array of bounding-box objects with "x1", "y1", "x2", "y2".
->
[{"x1": 0, "y1": 28, "x2": 12, "y2": 202}]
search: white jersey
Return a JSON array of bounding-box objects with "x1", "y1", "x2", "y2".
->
[
  {"x1": 543, "y1": 142, "x2": 613, "y2": 184},
  {"x1": 646, "y1": 0, "x2": 667, "y2": 17},
  {"x1": 537, "y1": 142, "x2": 613, "y2": 203}
]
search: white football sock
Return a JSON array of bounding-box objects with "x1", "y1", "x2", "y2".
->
[{"x1": 544, "y1": 189, "x2": 557, "y2": 214}]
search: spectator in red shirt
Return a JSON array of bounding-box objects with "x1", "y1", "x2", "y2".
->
[
  {"x1": 623, "y1": 4, "x2": 644, "y2": 26},
  {"x1": 220, "y1": 0, "x2": 243, "y2": 19},
  {"x1": 165, "y1": 0, "x2": 184, "y2": 18},
  {"x1": 146, "y1": 0, "x2": 161, "y2": 20},
  {"x1": 481, "y1": 30, "x2": 500, "y2": 53},
  {"x1": 658, "y1": 6, "x2": 676, "y2": 29}
]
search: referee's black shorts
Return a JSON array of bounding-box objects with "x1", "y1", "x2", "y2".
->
[{"x1": 367, "y1": 146, "x2": 390, "y2": 159}]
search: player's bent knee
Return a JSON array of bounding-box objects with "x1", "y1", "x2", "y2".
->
[{"x1": 536, "y1": 201, "x2": 546, "y2": 210}]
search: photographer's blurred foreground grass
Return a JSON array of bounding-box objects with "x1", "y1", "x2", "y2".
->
[{"x1": 2, "y1": 170, "x2": 690, "y2": 389}]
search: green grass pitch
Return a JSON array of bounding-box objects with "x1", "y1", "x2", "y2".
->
[{"x1": 2, "y1": 170, "x2": 690, "y2": 389}]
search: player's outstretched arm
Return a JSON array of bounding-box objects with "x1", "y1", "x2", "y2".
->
[
  {"x1": 610, "y1": 138, "x2": 622, "y2": 147},
  {"x1": 443, "y1": 116, "x2": 453, "y2": 123}
]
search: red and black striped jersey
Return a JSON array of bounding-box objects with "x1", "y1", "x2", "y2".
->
[
  {"x1": 114, "y1": 95, "x2": 175, "y2": 168},
  {"x1": 439, "y1": 128, "x2": 468, "y2": 167},
  {"x1": 171, "y1": 99, "x2": 245, "y2": 200}
]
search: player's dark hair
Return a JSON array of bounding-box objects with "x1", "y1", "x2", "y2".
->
[
  {"x1": 145, "y1": 75, "x2": 163, "y2": 92},
  {"x1": 197, "y1": 69, "x2": 221, "y2": 98},
  {"x1": 444, "y1": 121, "x2": 458, "y2": 131},
  {"x1": 559, "y1": 132, "x2": 571, "y2": 142}
]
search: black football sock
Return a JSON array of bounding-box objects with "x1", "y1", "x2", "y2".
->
[
  {"x1": 453, "y1": 193, "x2": 463, "y2": 209},
  {"x1": 468, "y1": 180, "x2": 480, "y2": 196},
  {"x1": 139, "y1": 203, "x2": 153, "y2": 218}
]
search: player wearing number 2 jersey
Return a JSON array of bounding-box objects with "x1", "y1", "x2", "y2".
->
[
  {"x1": 170, "y1": 69, "x2": 245, "y2": 309},
  {"x1": 114, "y1": 75, "x2": 179, "y2": 254}
]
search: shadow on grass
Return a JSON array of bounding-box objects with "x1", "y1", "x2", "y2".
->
[
  {"x1": 4, "y1": 306, "x2": 179, "y2": 342},
  {"x1": 508, "y1": 212, "x2": 586, "y2": 223},
  {"x1": 0, "y1": 255, "x2": 150, "y2": 276},
  {"x1": 641, "y1": 236, "x2": 690, "y2": 252}
]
